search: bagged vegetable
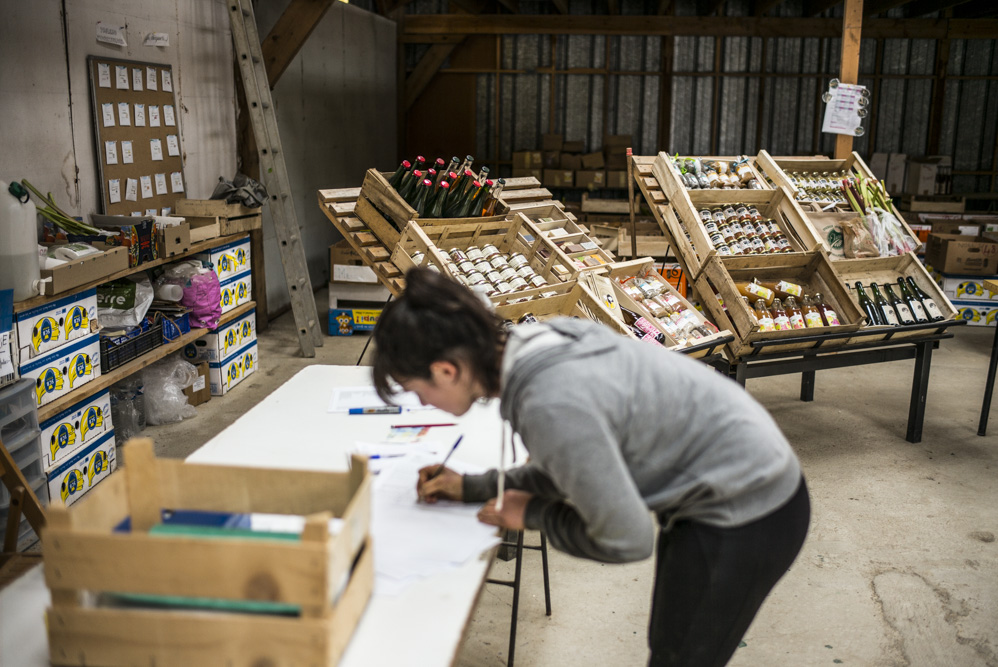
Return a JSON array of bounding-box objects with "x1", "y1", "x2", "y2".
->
[{"x1": 841, "y1": 217, "x2": 880, "y2": 258}]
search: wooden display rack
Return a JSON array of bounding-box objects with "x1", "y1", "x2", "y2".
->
[
  {"x1": 662, "y1": 155, "x2": 773, "y2": 191},
  {"x1": 42, "y1": 440, "x2": 373, "y2": 667},
  {"x1": 693, "y1": 249, "x2": 864, "y2": 359},
  {"x1": 174, "y1": 199, "x2": 263, "y2": 243},
  {"x1": 492, "y1": 281, "x2": 627, "y2": 335}
]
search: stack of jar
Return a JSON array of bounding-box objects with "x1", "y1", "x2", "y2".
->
[
  {"x1": 697, "y1": 204, "x2": 794, "y2": 256},
  {"x1": 673, "y1": 156, "x2": 764, "y2": 190},
  {"x1": 785, "y1": 170, "x2": 850, "y2": 205},
  {"x1": 616, "y1": 270, "x2": 719, "y2": 348},
  {"x1": 412, "y1": 244, "x2": 550, "y2": 297}
]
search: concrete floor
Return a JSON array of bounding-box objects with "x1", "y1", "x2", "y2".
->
[{"x1": 145, "y1": 287, "x2": 998, "y2": 667}]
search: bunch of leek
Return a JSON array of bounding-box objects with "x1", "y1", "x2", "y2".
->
[{"x1": 21, "y1": 179, "x2": 105, "y2": 236}]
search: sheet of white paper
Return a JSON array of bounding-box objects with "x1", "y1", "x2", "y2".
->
[
  {"x1": 140, "y1": 175, "x2": 153, "y2": 199},
  {"x1": 163, "y1": 105, "x2": 175, "y2": 126},
  {"x1": 121, "y1": 140, "x2": 133, "y2": 164},
  {"x1": 145, "y1": 208, "x2": 157, "y2": 216},
  {"x1": 108, "y1": 179, "x2": 121, "y2": 203},
  {"x1": 115, "y1": 64, "x2": 129, "y2": 89},
  {"x1": 134, "y1": 103, "x2": 145, "y2": 126},
  {"x1": 101, "y1": 103, "x2": 115, "y2": 127},
  {"x1": 170, "y1": 171, "x2": 184, "y2": 193},
  {"x1": 146, "y1": 66, "x2": 158, "y2": 90},
  {"x1": 99, "y1": 23, "x2": 127, "y2": 48},
  {"x1": 144, "y1": 32, "x2": 170, "y2": 47},
  {"x1": 131, "y1": 67, "x2": 143, "y2": 91},
  {"x1": 154, "y1": 173, "x2": 167, "y2": 195},
  {"x1": 162, "y1": 70, "x2": 173, "y2": 92},
  {"x1": 131, "y1": 211, "x2": 142, "y2": 217},
  {"x1": 822, "y1": 84, "x2": 866, "y2": 137},
  {"x1": 0, "y1": 332, "x2": 12, "y2": 380},
  {"x1": 149, "y1": 105, "x2": 160, "y2": 127},
  {"x1": 125, "y1": 178, "x2": 138, "y2": 202},
  {"x1": 97, "y1": 63, "x2": 111, "y2": 88},
  {"x1": 104, "y1": 141, "x2": 118, "y2": 165},
  {"x1": 166, "y1": 134, "x2": 180, "y2": 157},
  {"x1": 150, "y1": 138, "x2": 163, "y2": 161},
  {"x1": 328, "y1": 386, "x2": 430, "y2": 413},
  {"x1": 162, "y1": 206, "x2": 172, "y2": 216},
  {"x1": 117, "y1": 102, "x2": 130, "y2": 126}
]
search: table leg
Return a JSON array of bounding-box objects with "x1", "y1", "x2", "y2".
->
[
  {"x1": 907, "y1": 341, "x2": 933, "y2": 444},
  {"x1": 735, "y1": 362, "x2": 748, "y2": 388},
  {"x1": 978, "y1": 321, "x2": 998, "y2": 436},
  {"x1": 800, "y1": 370, "x2": 816, "y2": 402}
]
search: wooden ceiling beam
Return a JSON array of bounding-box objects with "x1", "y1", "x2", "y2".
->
[
  {"x1": 404, "y1": 39, "x2": 466, "y2": 109},
  {"x1": 402, "y1": 15, "x2": 998, "y2": 39},
  {"x1": 261, "y1": 0, "x2": 335, "y2": 88},
  {"x1": 755, "y1": 0, "x2": 788, "y2": 16}
]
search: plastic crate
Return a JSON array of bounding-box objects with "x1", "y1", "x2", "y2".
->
[
  {"x1": 99, "y1": 319, "x2": 164, "y2": 373},
  {"x1": 0, "y1": 380, "x2": 36, "y2": 434},
  {"x1": 0, "y1": 427, "x2": 44, "y2": 508}
]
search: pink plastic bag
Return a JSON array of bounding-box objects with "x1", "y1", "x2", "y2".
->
[{"x1": 181, "y1": 271, "x2": 222, "y2": 329}]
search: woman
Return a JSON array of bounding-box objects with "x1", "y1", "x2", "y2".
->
[{"x1": 372, "y1": 267, "x2": 810, "y2": 667}]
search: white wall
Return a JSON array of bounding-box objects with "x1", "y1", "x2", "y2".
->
[{"x1": 255, "y1": 2, "x2": 397, "y2": 315}]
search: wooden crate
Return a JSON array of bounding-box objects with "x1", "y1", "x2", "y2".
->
[
  {"x1": 600, "y1": 258, "x2": 732, "y2": 358},
  {"x1": 42, "y1": 439, "x2": 373, "y2": 667},
  {"x1": 174, "y1": 199, "x2": 262, "y2": 243},
  {"x1": 658, "y1": 155, "x2": 772, "y2": 191},
  {"x1": 390, "y1": 218, "x2": 578, "y2": 305},
  {"x1": 832, "y1": 252, "x2": 957, "y2": 344},
  {"x1": 692, "y1": 249, "x2": 864, "y2": 359},
  {"x1": 755, "y1": 150, "x2": 922, "y2": 252},
  {"x1": 494, "y1": 280, "x2": 630, "y2": 337}
]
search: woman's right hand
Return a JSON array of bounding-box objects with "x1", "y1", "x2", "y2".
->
[{"x1": 417, "y1": 465, "x2": 463, "y2": 503}]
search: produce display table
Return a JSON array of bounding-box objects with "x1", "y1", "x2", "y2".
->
[{"x1": 978, "y1": 278, "x2": 998, "y2": 436}]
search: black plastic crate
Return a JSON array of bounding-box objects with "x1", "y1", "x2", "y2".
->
[{"x1": 100, "y1": 319, "x2": 164, "y2": 373}]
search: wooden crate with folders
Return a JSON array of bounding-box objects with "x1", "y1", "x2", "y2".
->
[
  {"x1": 355, "y1": 169, "x2": 508, "y2": 249},
  {"x1": 42, "y1": 439, "x2": 373, "y2": 667},
  {"x1": 692, "y1": 249, "x2": 864, "y2": 360},
  {"x1": 832, "y1": 253, "x2": 957, "y2": 345},
  {"x1": 174, "y1": 199, "x2": 262, "y2": 243},
  {"x1": 597, "y1": 258, "x2": 732, "y2": 358}
]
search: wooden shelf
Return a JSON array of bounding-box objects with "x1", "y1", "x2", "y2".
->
[
  {"x1": 14, "y1": 233, "x2": 251, "y2": 313},
  {"x1": 218, "y1": 300, "x2": 257, "y2": 327}
]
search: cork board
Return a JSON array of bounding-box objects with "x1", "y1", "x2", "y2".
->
[{"x1": 87, "y1": 55, "x2": 187, "y2": 217}]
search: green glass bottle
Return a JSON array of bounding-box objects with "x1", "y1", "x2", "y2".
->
[
  {"x1": 884, "y1": 283, "x2": 915, "y2": 325},
  {"x1": 906, "y1": 277, "x2": 945, "y2": 322},
  {"x1": 388, "y1": 159, "x2": 411, "y2": 190},
  {"x1": 870, "y1": 283, "x2": 899, "y2": 326},
  {"x1": 412, "y1": 178, "x2": 433, "y2": 217},
  {"x1": 427, "y1": 181, "x2": 450, "y2": 218},
  {"x1": 897, "y1": 277, "x2": 929, "y2": 323},
  {"x1": 854, "y1": 282, "x2": 884, "y2": 326},
  {"x1": 398, "y1": 169, "x2": 422, "y2": 204}
]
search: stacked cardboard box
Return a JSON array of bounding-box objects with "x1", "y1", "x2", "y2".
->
[
  {"x1": 925, "y1": 232, "x2": 998, "y2": 327},
  {"x1": 516, "y1": 133, "x2": 632, "y2": 190}
]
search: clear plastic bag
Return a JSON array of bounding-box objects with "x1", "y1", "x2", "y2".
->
[
  {"x1": 140, "y1": 354, "x2": 199, "y2": 425},
  {"x1": 871, "y1": 207, "x2": 918, "y2": 256},
  {"x1": 110, "y1": 377, "x2": 146, "y2": 443}
]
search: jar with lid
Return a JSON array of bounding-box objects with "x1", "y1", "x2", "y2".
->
[
  {"x1": 449, "y1": 248, "x2": 468, "y2": 263},
  {"x1": 498, "y1": 266, "x2": 518, "y2": 282},
  {"x1": 508, "y1": 253, "x2": 529, "y2": 270},
  {"x1": 509, "y1": 276, "x2": 529, "y2": 291},
  {"x1": 481, "y1": 244, "x2": 501, "y2": 261},
  {"x1": 489, "y1": 255, "x2": 509, "y2": 271},
  {"x1": 457, "y1": 259, "x2": 476, "y2": 274},
  {"x1": 484, "y1": 270, "x2": 502, "y2": 285},
  {"x1": 473, "y1": 259, "x2": 492, "y2": 275},
  {"x1": 466, "y1": 246, "x2": 485, "y2": 262},
  {"x1": 528, "y1": 274, "x2": 548, "y2": 289}
]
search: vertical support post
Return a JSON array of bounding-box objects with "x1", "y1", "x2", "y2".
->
[
  {"x1": 123, "y1": 439, "x2": 162, "y2": 532},
  {"x1": 834, "y1": 0, "x2": 863, "y2": 159},
  {"x1": 627, "y1": 150, "x2": 637, "y2": 259},
  {"x1": 926, "y1": 12, "x2": 951, "y2": 156},
  {"x1": 907, "y1": 341, "x2": 933, "y2": 444},
  {"x1": 755, "y1": 38, "x2": 768, "y2": 152},
  {"x1": 507, "y1": 530, "x2": 525, "y2": 667},
  {"x1": 735, "y1": 361, "x2": 748, "y2": 388},
  {"x1": 800, "y1": 352, "x2": 816, "y2": 402},
  {"x1": 659, "y1": 33, "x2": 674, "y2": 152},
  {"x1": 978, "y1": 319, "x2": 998, "y2": 436}
]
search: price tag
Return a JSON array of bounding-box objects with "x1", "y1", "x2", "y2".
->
[
  {"x1": 105, "y1": 141, "x2": 118, "y2": 165},
  {"x1": 97, "y1": 63, "x2": 111, "y2": 88},
  {"x1": 132, "y1": 68, "x2": 143, "y2": 91},
  {"x1": 155, "y1": 173, "x2": 167, "y2": 195},
  {"x1": 108, "y1": 179, "x2": 121, "y2": 204},
  {"x1": 140, "y1": 175, "x2": 153, "y2": 199}
]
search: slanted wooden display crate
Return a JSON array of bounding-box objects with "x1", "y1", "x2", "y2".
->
[
  {"x1": 355, "y1": 169, "x2": 508, "y2": 249},
  {"x1": 174, "y1": 199, "x2": 263, "y2": 243},
  {"x1": 42, "y1": 440, "x2": 373, "y2": 667},
  {"x1": 653, "y1": 155, "x2": 821, "y2": 278},
  {"x1": 692, "y1": 249, "x2": 864, "y2": 359},
  {"x1": 514, "y1": 213, "x2": 616, "y2": 275},
  {"x1": 754, "y1": 150, "x2": 922, "y2": 252},
  {"x1": 600, "y1": 258, "x2": 732, "y2": 358},
  {"x1": 661, "y1": 155, "x2": 772, "y2": 191},
  {"x1": 493, "y1": 281, "x2": 630, "y2": 336},
  {"x1": 832, "y1": 253, "x2": 957, "y2": 345}
]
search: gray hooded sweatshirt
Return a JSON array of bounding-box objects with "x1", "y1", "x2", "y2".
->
[{"x1": 462, "y1": 318, "x2": 801, "y2": 564}]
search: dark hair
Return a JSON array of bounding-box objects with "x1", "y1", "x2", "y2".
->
[{"x1": 372, "y1": 267, "x2": 505, "y2": 403}]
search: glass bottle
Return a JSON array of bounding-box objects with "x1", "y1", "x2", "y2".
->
[
  {"x1": 897, "y1": 277, "x2": 929, "y2": 323},
  {"x1": 755, "y1": 278, "x2": 804, "y2": 301},
  {"x1": 854, "y1": 282, "x2": 885, "y2": 326},
  {"x1": 388, "y1": 159, "x2": 411, "y2": 190},
  {"x1": 411, "y1": 179, "x2": 433, "y2": 217},
  {"x1": 871, "y1": 283, "x2": 900, "y2": 327},
  {"x1": 399, "y1": 169, "x2": 422, "y2": 204},
  {"x1": 907, "y1": 277, "x2": 945, "y2": 321},
  {"x1": 884, "y1": 283, "x2": 915, "y2": 325},
  {"x1": 735, "y1": 281, "x2": 775, "y2": 306},
  {"x1": 433, "y1": 158, "x2": 447, "y2": 185},
  {"x1": 802, "y1": 295, "x2": 824, "y2": 328},
  {"x1": 484, "y1": 179, "x2": 506, "y2": 216},
  {"x1": 427, "y1": 180, "x2": 450, "y2": 218},
  {"x1": 784, "y1": 296, "x2": 806, "y2": 330},
  {"x1": 771, "y1": 298, "x2": 792, "y2": 331},
  {"x1": 813, "y1": 292, "x2": 840, "y2": 326}
]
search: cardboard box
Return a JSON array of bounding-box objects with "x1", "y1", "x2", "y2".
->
[
  {"x1": 15, "y1": 289, "x2": 99, "y2": 362},
  {"x1": 19, "y1": 333, "x2": 101, "y2": 408},
  {"x1": 906, "y1": 157, "x2": 944, "y2": 196},
  {"x1": 183, "y1": 361, "x2": 211, "y2": 407},
  {"x1": 543, "y1": 169, "x2": 575, "y2": 188},
  {"x1": 333, "y1": 263, "x2": 378, "y2": 284},
  {"x1": 219, "y1": 271, "x2": 253, "y2": 314},
  {"x1": 208, "y1": 339, "x2": 258, "y2": 396},
  {"x1": 887, "y1": 153, "x2": 907, "y2": 194},
  {"x1": 582, "y1": 152, "x2": 605, "y2": 169},
  {"x1": 576, "y1": 170, "x2": 606, "y2": 189},
  {"x1": 512, "y1": 151, "x2": 543, "y2": 169},
  {"x1": 603, "y1": 134, "x2": 632, "y2": 150},
  {"x1": 925, "y1": 234, "x2": 998, "y2": 276},
  {"x1": 328, "y1": 308, "x2": 381, "y2": 336},
  {"x1": 605, "y1": 153, "x2": 628, "y2": 170},
  {"x1": 512, "y1": 168, "x2": 544, "y2": 181},
  {"x1": 542, "y1": 134, "x2": 564, "y2": 151},
  {"x1": 929, "y1": 270, "x2": 998, "y2": 302},
  {"x1": 329, "y1": 239, "x2": 364, "y2": 268},
  {"x1": 47, "y1": 429, "x2": 116, "y2": 507},
  {"x1": 952, "y1": 299, "x2": 998, "y2": 327},
  {"x1": 659, "y1": 263, "x2": 688, "y2": 298},
  {"x1": 560, "y1": 153, "x2": 583, "y2": 171},
  {"x1": 157, "y1": 221, "x2": 192, "y2": 258},
  {"x1": 196, "y1": 237, "x2": 251, "y2": 282},
  {"x1": 542, "y1": 151, "x2": 562, "y2": 168},
  {"x1": 562, "y1": 140, "x2": 585, "y2": 154},
  {"x1": 39, "y1": 390, "x2": 112, "y2": 471},
  {"x1": 38, "y1": 245, "x2": 129, "y2": 297},
  {"x1": 869, "y1": 153, "x2": 888, "y2": 180},
  {"x1": 183, "y1": 309, "x2": 257, "y2": 364},
  {"x1": 606, "y1": 170, "x2": 628, "y2": 189}
]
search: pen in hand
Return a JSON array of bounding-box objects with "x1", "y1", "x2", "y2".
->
[{"x1": 428, "y1": 435, "x2": 464, "y2": 481}]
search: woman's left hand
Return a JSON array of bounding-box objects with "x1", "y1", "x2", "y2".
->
[{"x1": 477, "y1": 490, "x2": 533, "y2": 530}]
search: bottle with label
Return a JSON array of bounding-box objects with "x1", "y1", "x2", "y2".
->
[
  {"x1": 770, "y1": 298, "x2": 792, "y2": 331},
  {"x1": 735, "y1": 281, "x2": 775, "y2": 306},
  {"x1": 483, "y1": 179, "x2": 506, "y2": 216},
  {"x1": 906, "y1": 277, "x2": 945, "y2": 321},
  {"x1": 813, "y1": 292, "x2": 840, "y2": 326},
  {"x1": 621, "y1": 306, "x2": 668, "y2": 345},
  {"x1": 802, "y1": 295, "x2": 825, "y2": 328},
  {"x1": 871, "y1": 283, "x2": 900, "y2": 326},
  {"x1": 754, "y1": 279, "x2": 804, "y2": 301},
  {"x1": 854, "y1": 282, "x2": 885, "y2": 326},
  {"x1": 784, "y1": 296, "x2": 807, "y2": 330},
  {"x1": 897, "y1": 277, "x2": 929, "y2": 323},
  {"x1": 884, "y1": 283, "x2": 915, "y2": 325}
]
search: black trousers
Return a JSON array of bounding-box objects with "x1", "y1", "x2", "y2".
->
[{"x1": 648, "y1": 477, "x2": 811, "y2": 667}]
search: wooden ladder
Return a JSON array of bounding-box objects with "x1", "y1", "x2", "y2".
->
[
  {"x1": 0, "y1": 437, "x2": 46, "y2": 554},
  {"x1": 228, "y1": 0, "x2": 323, "y2": 357}
]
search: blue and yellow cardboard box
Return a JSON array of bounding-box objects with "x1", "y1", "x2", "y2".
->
[
  {"x1": 208, "y1": 339, "x2": 258, "y2": 396},
  {"x1": 14, "y1": 288, "x2": 99, "y2": 362},
  {"x1": 196, "y1": 237, "x2": 251, "y2": 282},
  {"x1": 40, "y1": 390, "x2": 113, "y2": 471},
  {"x1": 19, "y1": 333, "x2": 101, "y2": 408},
  {"x1": 183, "y1": 309, "x2": 256, "y2": 364},
  {"x1": 952, "y1": 299, "x2": 998, "y2": 327},
  {"x1": 46, "y1": 429, "x2": 116, "y2": 507},
  {"x1": 220, "y1": 271, "x2": 253, "y2": 315},
  {"x1": 328, "y1": 308, "x2": 381, "y2": 336}
]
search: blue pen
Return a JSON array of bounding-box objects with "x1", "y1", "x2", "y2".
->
[
  {"x1": 427, "y1": 435, "x2": 464, "y2": 481},
  {"x1": 368, "y1": 454, "x2": 404, "y2": 460},
  {"x1": 349, "y1": 406, "x2": 402, "y2": 415}
]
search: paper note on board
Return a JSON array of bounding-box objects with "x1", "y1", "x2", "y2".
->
[
  {"x1": 125, "y1": 178, "x2": 138, "y2": 202},
  {"x1": 154, "y1": 173, "x2": 167, "y2": 195},
  {"x1": 170, "y1": 171, "x2": 184, "y2": 193},
  {"x1": 97, "y1": 63, "x2": 111, "y2": 88},
  {"x1": 132, "y1": 68, "x2": 143, "y2": 91},
  {"x1": 149, "y1": 105, "x2": 160, "y2": 127},
  {"x1": 101, "y1": 103, "x2": 115, "y2": 128},
  {"x1": 150, "y1": 138, "x2": 163, "y2": 161},
  {"x1": 105, "y1": 141, "x2": 118, "y2": 165},
  {"x1": 115, "y1": 64, "x2": 129, "y2": 88},
  {"x1": 134, "y1": 103, "x2": 146, "y2": 127},
  {"x1": 108, "y1": 179, "x2": 121, "y2": 204},
  {"x1": 146, "y1": 66, "x2": 158, "y2": 91},
  {"x1": 166, "y1": 134, "x2": 180, "y2": 157},
  {"x1": 140, "y1": 176, "x2": 153, "y2": 199},
  {"x1": 121, "y1": 141, "x2": 133, "y2": 164}
]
